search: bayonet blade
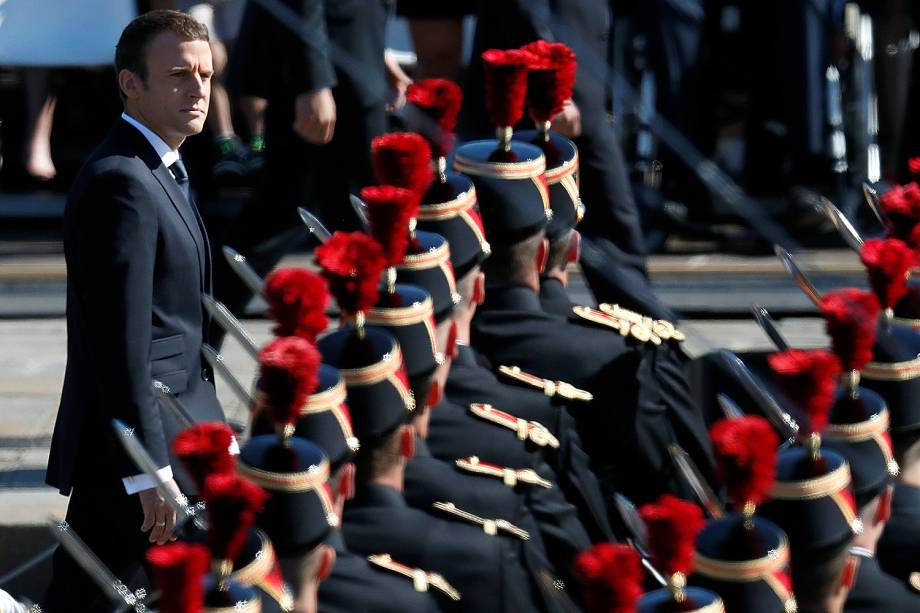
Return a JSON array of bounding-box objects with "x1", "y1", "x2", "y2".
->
[
  {"x1": 297, "y1": 207, "x2": 332, "y2": 243},
  {"x1": 201, "y1": 294, "x2": 260, "y2": 359},
  {"x1": 774, "y1": 245, "x2": 823, "y2": 307},
  {"x1": 349, "y1": 194, "x2": 370, "y2": 231},
  {"x1": 111, "y1": 419, "x2": 204, "y2": 530},
  {"x1": 611, "y1": 493, "x2": 667, "y2": 588},
  {"x1": 716, "y1": 393, "x2": 746, "y2": 420},
  {"x1": 751, "y1": 304, "x2": 790, "y2": 352},
  {"x1": 202, "y1": 344, "x2": 254, "y2": 408},
  {"x1": 221, "y1": 246, "x2": 264, "y2": 297},
  {"x1": 718, "y1": 350, "x2": 800, "y2": 443},
  {"x1": 668, "y1": 444, "x2": 723, "y2": 519},
  {"x1": 862, "y1": 182, "x2": 886, "y2": 227},
  {"x1": 152, "y1": 381, "x2": 194, "y2": 429},
  {"x1": 813, "y1": 195, "x2": 863, "y2": 252},
  {"x1": 48, "y1": 520, "x2": 131, "y2": 605}
]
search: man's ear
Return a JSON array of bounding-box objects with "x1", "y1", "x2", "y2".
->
[
  {"x1": 118, "y1": 69, "x2": 142, "y2": 101},
  {"x1": 338, "y1": 463, "x2": 356, "y2": 501},
  {"x1": 567, "y1": 230, "x2": 581, "y2": 264},
  {"x1": 536, "y1": 239, "x2": 550, "y2": 274},
  {"x1": 427, "y1": 382, "x2": 443, "y2": 409},
  {"x1": 875, "y1": 486, "x2": 893, "y2": 524},
  {"x1": 316, "y1": 545, "x2": 336, "y2": 582},
  {"x1": 841, "y1": 555, "x2": 859, "y2": 590},
  {"x1": 473, "y1": 272, "x2": 486, "y2": 306},
  {"x1": 400, "y1": 425, "x2": 416, "y2": 459}
]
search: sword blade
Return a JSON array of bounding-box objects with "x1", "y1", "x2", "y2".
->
[
  {"x1": 813, "y1": 195, "x2": 863, "y2": 252},
  {"x1": 718, "y1": 349, "x2": 800, "y2": 443},
  {"x1": 48, "y1": 520, "x2": 128, "y2": 604},
  {"x1": 151, "y1": 381, "x2": 195, "y2": 429},
  {"x1": 774, "y1": 245, "x2": 823, "y2": 307},
  {"x1": 668, "y1": 444, "x2": 723, "y2": 519},
  {"x1": 349, "y1": 194, "x2": 370, "y2": 231},
  {"x1": 862, "y1": 182, "x2": 886, "y2": 227},
  {"x1": 202, "y1": 344, "x2": 255, "y2": 408},
  {"x1": 201, "y1": 294, "x2": 260, "y2": 360},
  {"x1": 716, "y1": 393, "x2": 745, "y2": 420},
  {"x1": 751, "y1": 304, "x2": 791, "y2": 352},
  {"x1": 111, "y1": 419, "x2": 203, "y2": 530},
  {"x1": 221, "y1": 246, "x2": 264, "y2": 297},
  {"x1": 297, "y1": 207, "x2": 332, "y2": 243}
]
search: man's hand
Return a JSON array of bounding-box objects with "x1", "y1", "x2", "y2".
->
[
  {"x1": 139, "y1": 478, "x2": 181, "y2": 544},
  {"x1": 551, "y1": 99, "x2": 582, "y2": 139},
  {"x1": 294, "y1": 88, "x2": 336, "y2": 145},
  {"x1": 384, "y1": 50, "x2": 413, "y2": 113}
]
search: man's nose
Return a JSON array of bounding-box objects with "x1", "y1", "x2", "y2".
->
[{"x1": 188, "y1": 73, "x2": 207, "y2": 98}]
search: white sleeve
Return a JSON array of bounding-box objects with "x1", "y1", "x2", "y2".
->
[{"x1": 121, "y1": 465, "x2": 174, "y2": 495}]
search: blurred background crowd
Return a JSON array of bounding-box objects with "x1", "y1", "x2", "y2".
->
[{"x1": 2, "y1": 0, "x2": 919, "y2": 256}]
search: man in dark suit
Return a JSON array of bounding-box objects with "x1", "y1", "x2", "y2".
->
[{"x1": 43, "y1": 11, "x2": 225, "y2": 610}]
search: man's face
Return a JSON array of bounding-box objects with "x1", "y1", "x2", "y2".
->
[{"x1": 123, "y1": 31, "x2": 212, "y2": 148}]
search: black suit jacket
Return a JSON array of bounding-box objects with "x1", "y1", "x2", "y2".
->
[{"x1": 47, "y1": 118, "x2": 224, "y2": 495}]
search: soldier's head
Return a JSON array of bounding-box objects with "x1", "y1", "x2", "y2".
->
[
  {"x1": 892, "y1": 427, "x2": 920, "y2": 482},
  {"x1": 789, "y1": 548, "x2": 853, "y2": 613},
  {"x1": 115, "y1": 9, "x2": 211, "y2": 148},
  {"x1": 481, "y1": 231, "x2": 549, "y2": 292}
]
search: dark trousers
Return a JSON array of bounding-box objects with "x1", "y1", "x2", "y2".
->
[
  {"x1": 42, "y1": 477, "x2": 150, "y2": 612},
  {"x1": 210, "y1": 100, "x2": 386, "y2": 347}
]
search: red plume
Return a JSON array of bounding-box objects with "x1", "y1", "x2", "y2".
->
[
  {"x1": 315, "y1": 231, "x2": 387, "y2": 317},
  {"x1": 639, "y1": 494, "x2": 705, "y2": 577},
  {"x1": 482, "y1": 48, "x2": 536, "y2": 128},
  {"x1": 909, "y1": 158, "x2": 920, "y2": 177},
  {"x1": 172, "y1": 423, "x2": 235, "y2": 491},
  {"x1": 709, "y1": 416, "x2": 778, "y2": 508},
  {"x1": 768, "y1": 349, "x2": 841, "y2": 434},
  {"x1": 573, "y1": 543, "x2": 643, "y2": 613},
  {"x1": 520, "y1": 40, "x2": 577, "y2": 124},
  {"x1": 371, "y1": 132, "x2": 434, "y2": 201},
  {"x1": 263, "y1": 268, "x2": 329, "y2": 341},
  {"x1": 819, "y1": 288, "x2": 880, "y2": 372},
  {"x1": 257, "y1": 336, "x2": 321, "y2": 429},
  {"x1": 860, "y1": 238, "x2": 915, "y2": 309},
  {"x1": 879, "y1": 183, "x2": 920, "y2": 242},
  {"x1": 406, "y1": 79, "x2": 463, "y2": 158},
  {"x1": 147, "y1": 542, "x2": 209, "y2": 613},
  {"x1": 202, "y1": 473, "x2": 268, "y2": 563},
  {"x1": 361, "y1": 185, "x2": 419, "y2": 267}
]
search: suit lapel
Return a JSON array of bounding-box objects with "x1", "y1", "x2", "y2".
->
[{"x1": 151, "y1": 163, "x2": 207, "y2": 291}]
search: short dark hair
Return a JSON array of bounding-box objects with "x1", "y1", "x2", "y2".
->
[
  {"x1": 481, "y1": 233, "x2": 543, "y2": 286},
  {"x1": 115, "y1": 10, "x2": 208, "y2": 95},
  {"x1": 354, "y1": 427, "x2": 404, "y2": 485},
  {"x1": 789, "y1": 546, "x2": 851, "y2": 612}
]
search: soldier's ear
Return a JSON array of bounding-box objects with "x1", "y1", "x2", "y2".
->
[
  {"x1": 536, "y1": 239, "x2": 550, "y2": 274},
  {"x1": 427, "y1": 382, "x2": 443, "y2": 409},
  {"x1": 400, "y1": 425, "x2": 416, "y2": 459},
  {"x1": 567, "y1": 230, "x2": 581, "y2": 264},
  {"x1": 473, "y1": 272, "x2": 486, "y2": 306},
  {"x1": 316, "y1": 545, "x2": 336, "y2": 582},
  {"x1": 339, "y1": 463, "x2": 356, "y2": 501},
  {"x1": 841, "y1": 554, "x2": 859, "y2": 589},
  {"x1": 875, "y1": 486, "x2": 893, "y2": 523}
]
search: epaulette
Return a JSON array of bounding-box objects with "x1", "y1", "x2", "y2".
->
[
  {"x1": 231, "y1": 530, "x2": 295, "y2": 611},
  {"x1": 431, "y1": 501, "x2": 530, "y2": 540},
  {"x1": 367, "y1": 553, "x2": 461, "y2": 601},
  {"x1": 468, "y1": 402, "x2": 560, "y2": 448},
  {"x1": 571, "y1": 305, "x2": 662, "y2": 345},
  {"x1": 496, "y1": 365, "x2": 593, "y2": 403},
  {"x1": 598, "y1": 303, "x2": 686, "y2": 342},
  {"x1": 455, "y1": 456, "x2": 553, "y2": 489}
]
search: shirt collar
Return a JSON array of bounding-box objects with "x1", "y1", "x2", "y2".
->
[{"x1": 121, "y1": 112, "x2": 181, "y2": 169}]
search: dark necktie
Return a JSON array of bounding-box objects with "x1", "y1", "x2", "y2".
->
[{"x1": 168, "y1": 158, "x2": 191, "y2": 203}]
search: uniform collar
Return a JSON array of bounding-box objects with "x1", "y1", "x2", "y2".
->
[
  {"x1": 351, "y1": 482, "x2": 408, "y2": 509},
  {"x1": 480, "y1": 285, "x2": 545, "y2": 314},
  {"x1": 452, "y1": 343, "x2": 479, "y2": 367},
  {"x1": 121, "y1": 112, "x2": 181, "y2": 169},
  {"x1": 327, "y1": 530, "x2": 348, "y2": 554},
  {"x1": 539, "y1": 277, "x2": 569, "y2": 301}
]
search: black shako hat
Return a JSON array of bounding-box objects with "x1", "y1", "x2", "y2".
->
[
  {"x1": 516, "y1": 129, "x2": 583, "y2": 240},
  {"x1": 453, "y1": 138, "x2": 550, "y2": 245},
  {"x1": 396, "y1": 230, "x2": 460, "y2": 323}
]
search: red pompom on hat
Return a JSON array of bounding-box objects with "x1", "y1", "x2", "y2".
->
[
  {"x1": 879, "y1": 184, "x2": 920, "y2": 242},
  {"x1": 371, "y1": 132, "x2": 434, "y2": 201},
  {"x1": 264, "y1": 268, "x2": 329, "y2": 342},
  {"x1": 640, "y1": 494, "x2": 705, "y2": 579},
  {"x1": 520, "y1": 40, "x2": 577, "y2": 125},
  {"x1": 257, "y1": 336, "x2": 322, "y2": 432},
  {"x1": 482, "y1": 48, "x2": 536, "y2": 129},
  {"x1": 860, "y1": 238, "x2": 915, "y2": 310},
  {"x1": 573, "y1": 543, "x2": 643, "y2": 613},
  {"x1": 173, "y1": 423, "x2": 235, "y2": 492},
  {"x1": 909, "y1": 157, "x2": 920, "y2": 177},
  {"x1": 147, "y1": 542, "x2": 210, "y2": 613},
  {"x1": 202, "y1": 473, "x2": 268, "y2": 567},
  {"x1": 710, "y1": 416, "x2": 778, "y2": 512},
  {"x1": 361, "y1": 185, "x2": 419, "y2": 268},
  {"x1": 406, "y1": 79, "x2": 463, "y2": 158},
  {"x1": 819, "y1": 288, "x2": 880, "y2": 372},
  {"x1": 768, "y1": 349, "x2": 841, "y2": 434},
  {"x1": 315, "y1": 231, "x2": 387, "y2": 319}
]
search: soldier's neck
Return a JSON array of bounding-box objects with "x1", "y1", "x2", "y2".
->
[
  {"x1": 542, "y1": 267, "x2": 568, "y2": 286},
  {"x1": 371, "y1": 469, "x2": 404, "y2": 493},
  {"x1": 900, "y1": 461, "x2": 920, "y2": 488}
]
